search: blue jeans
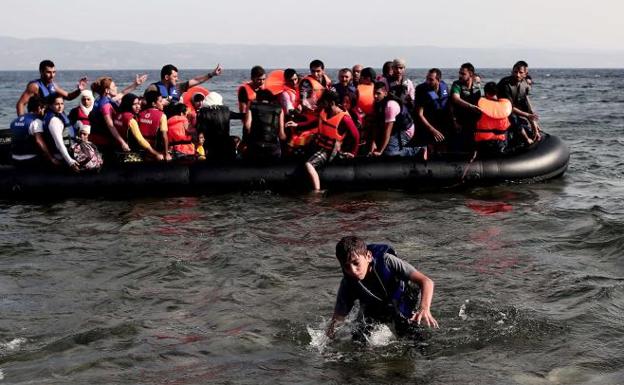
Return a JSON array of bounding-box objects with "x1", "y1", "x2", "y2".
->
[{"x1": 384, "y1": 130, "x2": 423, "y2": 157}]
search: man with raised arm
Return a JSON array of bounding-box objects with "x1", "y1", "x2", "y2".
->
[
  {"x1": 16, "y1": 60, "x2": 88, "y2": 116},
  {"x1": 145, "y1": 63, "x2": 223, "y2": 107}
]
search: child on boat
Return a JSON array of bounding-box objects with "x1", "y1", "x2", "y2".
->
[
  {"x1": 70, "y1": 123, "x2": 103, "y2": 171},
  {"x1": 326, "y1": 236, "x2": 438, "y2": 341},
  {"x1": 196, "y1": 132, "x2": 206, "y2": 160}
]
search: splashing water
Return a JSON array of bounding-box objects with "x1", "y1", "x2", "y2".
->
[{"x1": 0, "y1": 338, "x2": 26, "y2": 352}]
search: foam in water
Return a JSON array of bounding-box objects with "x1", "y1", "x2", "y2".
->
[
  {"x1": 0, "y1": 368, "x2": 4, "y2": 380},
  {"x1": 458, "y1": 299, "x2": 469, "y2": 320},
  {"x1": 362, "y1": 323, "x2": 395, "y2": 346},
  {"x1": 0, "y1": 338, "x2": 26, "y2": 351},
  {"x1": 307, "y1": 315, "x2": 396, "y2": 354}
]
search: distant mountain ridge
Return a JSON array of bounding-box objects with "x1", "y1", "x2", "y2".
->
[{"x1": 1, "y1": 36, "x2": 623, "y2": 70}]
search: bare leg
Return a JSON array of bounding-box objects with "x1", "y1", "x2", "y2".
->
[{"x1": 305, "y1": 162, "x2": 321, "y2": 191}]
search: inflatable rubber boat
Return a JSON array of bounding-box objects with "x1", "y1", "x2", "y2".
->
[{"x1": 0, "y1": 133, "x2": 569, "y2": 198}]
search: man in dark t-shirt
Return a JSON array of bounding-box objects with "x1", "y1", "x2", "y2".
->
[{"x1": 497, "y1": 60, "x2": 541, "y2": 143}]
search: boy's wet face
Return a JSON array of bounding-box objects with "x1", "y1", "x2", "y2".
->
[{"x1": 343, "y1": 251, "x2": 372, "y2": 280}]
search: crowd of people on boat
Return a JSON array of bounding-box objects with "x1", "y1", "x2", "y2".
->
[{"x1": 10, "y1": 58, "x2": 541, "y2": 189}]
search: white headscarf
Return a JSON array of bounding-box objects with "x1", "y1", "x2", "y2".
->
[
  {"x1": 79, "y1": 90, "x2": 95, "y2": 116},
  {"x1": 75, "y1": 120, "x2": 91, "y2": 135},
  {"x1": 201, "y1": 92, "x2": 223, "y2": 107}
]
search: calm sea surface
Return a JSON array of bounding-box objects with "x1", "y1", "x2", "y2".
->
[{"x1": 0, "y1": 68, "x2": 623, "y2": 385}]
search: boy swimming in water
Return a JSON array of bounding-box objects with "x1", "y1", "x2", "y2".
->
[{"x1": 326, "y1": 236, "x2": 438, "y2": 341}]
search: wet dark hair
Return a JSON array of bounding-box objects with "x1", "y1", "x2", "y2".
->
[
  {"x1": 460, "y1": 62, "x2": 475, "y2": 74},
  {"x1": 144, "y1": 90, "x2": 162, "y2": 106},
  {"x1": 317, "y1": 89, "x2": 341, "y2": 109},
  {"x1": 192, "y1": 93, "x2": 205, "y2": 103},
  {"x1": 284, "y1": 68, "x2": 297, "y2": 81},
  {"x1": 513, "y1": 60, "x2": 529, "y2": 71},
  {"x1": 341, "y1": 90, "x2": 358, "y2": 110},
  {"x1": 484, "y1": 81, "x2": 497, "y2": 96},
  {"x1": 309, "y1": 59, "x2": 325, "y2": 70},
  {"x1": 336, "y1": 236, "x2": 368, "y2": 266},
  {"x1": 169, "y1": 102, "x2": 187, "y2": 116},
  {"x1": 160, "y1": 64, "x2": 178, "y2": 79},
  {"x1": 46, "y1": 94, "x2": 63, "y2": 106},
  {"x1": 251, "y1": 65, "x2": 265, "y2": 79},
  {"x1": 361, "y1": 67, "x2": 376, "y2": 81},
  {"x1": 373, "y1": 81, "x2": 388, "y2": 91},
  {"x1": 39, "y1": 60, "x2": 55, "y2": 72},
  {"x1": 119, "y1": 93, "x2": 139, "y2": 113},
  {"x1": 428, "y1": 68, "x2": 442, "y2": 80},
  {"x1": 382, "y1": 61, "x2": 393, "y2": 77},
  {"x1": 26, "y1": 95, "x2": 46, "y2": 113}
]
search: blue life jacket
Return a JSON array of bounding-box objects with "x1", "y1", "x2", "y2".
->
[
  {"x1": 43, "y1": 111, "x2": 71, "y2": 152},
  {"x1": 10, "y1": 113, "x2": 40, "y2": 156},
  {"x1": 333, "y1": 83, "x2": 357, "y2": 101},
  {"x1": 342, "y1": 243, "x2": 417, "y2": 320},
  {"x1": 426, "y1": 81, "x2": 449, "y2": 111},
  {"x1": 153, "y1": 81, "x2": 180, "y2": 102},
  {"x1": 30, "y1": 79, "x2": 57, "y2": 99},
  {"x1": 366, "y1": 244, "x2": 415, "y2": 319},
  {"x1": 89, "y1": 96, "x2": 117, "y2": 137}
]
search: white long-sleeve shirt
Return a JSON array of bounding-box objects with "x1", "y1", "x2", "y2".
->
[{"x1": 48, "y1": 116, "x2": 77, "y2": 167}]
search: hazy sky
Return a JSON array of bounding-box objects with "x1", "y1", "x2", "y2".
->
[{"x1": 1, "y1": 0, "x2": 622, "y2": 50}]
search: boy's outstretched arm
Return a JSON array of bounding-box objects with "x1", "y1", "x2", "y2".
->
[
  {"x1": 325, "y1": 314, "x2": 346, "y2": 339},
  {"x1": 409, "y1": 271, "x2": 439, "y2": 328}
]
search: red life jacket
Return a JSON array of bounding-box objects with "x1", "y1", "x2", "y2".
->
[
  {"x1": 315, "y1": 110, "x2": 347, "y2": 150},
  {"x1": 112, "y1": 111, "x2": 134, "y2": 141},
  {"x1": 71, "y1": 106, "x2": 91, "y2": 126},
  {"x1": 475, "y1": 98, "x2": 512, "y2": 142},
  {"x1": 167, "y1": 115, "x2": 194, "y2": 155},
  {"x1": 138, "y1": 108, "x2": 164, "y2": 147}
]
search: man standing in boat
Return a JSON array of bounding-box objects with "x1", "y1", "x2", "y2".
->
[
  {"x1": 145, "y1": 63, "x2": 223, "y2": 108},
  {"x1": 16, "y1": 60, "x2": 88, "y2": 116},
  {"x1": 237, "y1": 65, "x2": 267, "y2": 114}
]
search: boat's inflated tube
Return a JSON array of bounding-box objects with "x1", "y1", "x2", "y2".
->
[{"x1": 0, "y1": 134, "x2": 569, "y2": 198}]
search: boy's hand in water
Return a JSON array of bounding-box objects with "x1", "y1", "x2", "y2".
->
[{"x1": 410, "y1": 308, "x2": 439, "y2": 328}]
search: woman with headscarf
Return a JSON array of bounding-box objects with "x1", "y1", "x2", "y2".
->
[
  {"x1": 68, "y1": 89, "x2": 95, "y2": 137},
  {"x1": 113, "y1": 93, "x2": 165, "y2": 161}
]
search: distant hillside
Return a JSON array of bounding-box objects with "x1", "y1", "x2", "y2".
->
[{"x1": 1, "y1": 36, "x2": 623, "y2": 69}]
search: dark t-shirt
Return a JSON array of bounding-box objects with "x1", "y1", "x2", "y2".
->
[{"x1": 497, "y1": 76, "x2": 531, "y2": 112}]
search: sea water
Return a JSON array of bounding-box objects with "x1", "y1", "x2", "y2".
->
[{"x1": 0, "y1": 68, "x2": 623, "y2": 384}]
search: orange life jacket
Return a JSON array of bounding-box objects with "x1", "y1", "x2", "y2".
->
[
  {"x1": 282, "y1": 86, "x2": 299, "y2": 112},
  {"x1": 315, "y1": 110, "x2": 347, "y2": 150},
  {"x1": 238, "y1": 83, "x2": 258, "y2": 104},
  {"x1": 167, "y1": 115, "x2": 194, "y2": 155},
  {"x1": 301, "y1": 75, "x2": 327, "y2": 105},
  {"x1": 475, "y1": 98, "x2": 512, "y2": 142},
  {"x1": 356, "y1": 84, "x2": 375, "y2": 115}
]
